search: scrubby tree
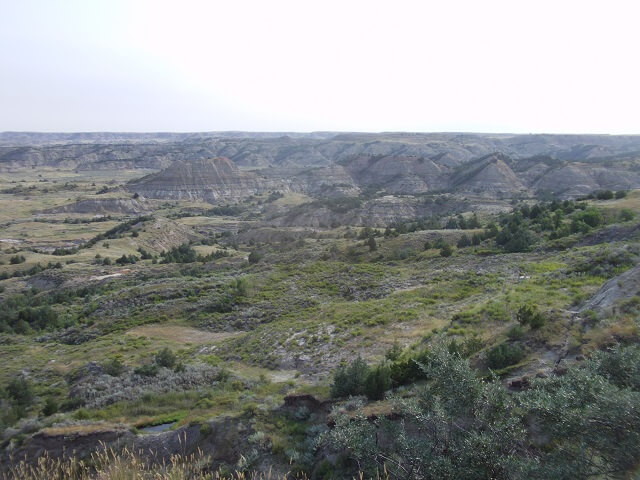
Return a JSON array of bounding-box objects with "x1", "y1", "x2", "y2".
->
[
  {"x1": 440, "y1": 244, "x2": 453, "y2": 257},
  {"x1": 457, "y1": 234, "x2": 471, "y2": 248},
  {"x1": 6, "y1": 377, "x2": 33, "y2": 406},
  {"x1": 615, "y1": 190, "x2": 628, "y2": 199},
  {"x1": 517, "y1": 304, "x2": 545, "y2": 329},
  {"x1": 323, "y1": 344, "x2": 640, "y2": 479},
  {"x1": 248, "y1": 250, "x2": 262, "y2": 264},
  {"x1": 155, "y1": 347, "x2": 176, "y2": 368}
]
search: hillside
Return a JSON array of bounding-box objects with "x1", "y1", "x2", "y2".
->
[
  {"x1": 1, "y1": 138, "x2": 640, "y2": 478},
  {"x1": 128, "y1": 157, "x2": 267, "y2": 201}
]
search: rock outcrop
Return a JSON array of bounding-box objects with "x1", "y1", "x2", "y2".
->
[
  {"x1": 342, "y1": 155, "x2": 445, "y2": 194},
  {"x1": 580, "y1": 264, "x2": 640, "y2": 315}
]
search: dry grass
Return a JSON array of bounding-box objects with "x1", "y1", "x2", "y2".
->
[
  {"x1": 1, "y1": 443, "x2": 313, "y2": 480},
  {"x1": 599, "y1": 190, "x2": 640, "y2": 211},
  {"x1": 125, "y1": 325, "x2": 241, "y2": 345},
  {"x1": 0, "y1": 446, "x2": 394, "y2": 480},
  {"x1": 40, "y1": 423, "x2": 124, "y2": 437}
]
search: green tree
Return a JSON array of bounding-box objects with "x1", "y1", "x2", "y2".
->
[
  {"x1": 363, "y1": 363, "x2": 391, "y2": 400},
  {"x1": 367, "y1": 236, "x2": 377, "y2": 252},
  {"x1": 42, "y1": 397, "x2": 58, "y2": 416},
  {"x1": 330, "y1": 356, "x2": 369, "y2": 398}
]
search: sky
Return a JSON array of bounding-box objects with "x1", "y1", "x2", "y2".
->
[{"x1": 1, "y1": 0, "x2": 639, "y2": 133}]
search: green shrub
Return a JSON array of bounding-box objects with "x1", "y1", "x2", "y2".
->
[
  {"x1": 517, "y1": 304, "x2": 545, "y2": 330},
  {"x1": 573, "y1": 207, "x2": 603, "y2": 228},
  {"x1": 389, "y1": 349, "x2": 431, "y2": 386},
  {"x1": 615, "y1": 190, "x2": 628, "y2": 199},
  {"x1": 199, "y1": 422, "x2": 213, "y2": 436},
  {"x1": 440, "y1": 244, "x2": 453, "y2": 257},
  {"x1": 324, "y1": 345, "x2": 640, "y2": 479},
  {"x1": 486, "y1": 343, "x2": 524, "y2": 369},
  {"x1": 385, "y1": 342, "x2": 403, "y2": 362},
  {"x1": 619, "y1": 208, "x2": 635, "y2": 222},
  {"x1": 115, "y1": 254, "x2": 138, "y2": 265},
  {"x1": 10, "y1": 255, "x2": 26, "y2": 265},
  {"x1": 507, "y1": 324, "x2": 525, "y2": 340},
  {"x1": 595, "y1": 190, "x2": 614, "y2": 200},
  {"x1": 103, "y1": 358, "x2": 125, "y2": 377},
  {"x1": 447, "y1": 337, "x2": 484, "y2": 358},
  {"x1": 248, "y1": 250, "x2": 263, "y2": 264},
  {"x1": 155, "y1": 347, "x2": 176, "y2": 368},
  {"x1": 134, "y1": 364, "x2": 159, "y2": 377},
  {"x1": 6, "y1": 377, "x2": 33, "y2": 405}
]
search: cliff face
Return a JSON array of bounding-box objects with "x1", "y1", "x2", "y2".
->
[
  {"x1": 291, "y1": 164, "x2": 361, "y2": 196},
  {"x1": 126, "y1": 151, "x2": 640, "y2": 204},
  {"x1": 451, "y1": 153, "x2": 526, "y2": 197},
  {"x1": 533, "y1": 164, "x2": 640, "y2": 197}
]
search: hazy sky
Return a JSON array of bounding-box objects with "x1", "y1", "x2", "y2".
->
[{"x1": 1, "y1": 0, "x2": 639, "y2": 133}]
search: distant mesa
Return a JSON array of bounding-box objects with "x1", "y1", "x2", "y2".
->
[{"x1": 5, "y1": 131, "x2": 637, "y2": 201}]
